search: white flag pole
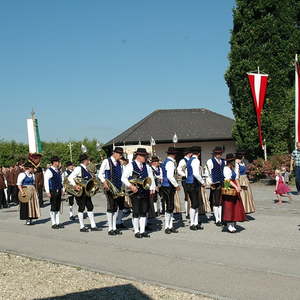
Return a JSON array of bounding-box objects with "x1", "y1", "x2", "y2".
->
[{"x1": 296, "y1": 54, "x2": 299, "y2": 146}]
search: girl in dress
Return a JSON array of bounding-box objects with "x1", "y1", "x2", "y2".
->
[
  {"x1": 274, "y1": 169, "x2": 292, "y2": 204},
  {"x1": 17, "y1": 162, "x2": 40, "y2": 225},
  {"x1": 235, "y1": 152, "x2": 255, "y2": 214},
  {"x1": 222, "y1": 153, "x2": 246, "y2": 233}
]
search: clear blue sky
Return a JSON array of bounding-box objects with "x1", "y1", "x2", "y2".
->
[{"x1": 0, "y1": 0, "x2": 235, "y2": 143}]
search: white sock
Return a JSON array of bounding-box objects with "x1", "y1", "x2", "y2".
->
[
  {"x1": 139, "y1": 217, "x2": 146, "y2": 234},
  {"x1": 218, "y1": 206, "x2": 222, "y2": 222},
  {"x1": 78, "y1": 212, "x2": 85, "y2": 229},
  {"x1": 160, "y1": 202, "x2": 163, "y2": 212},
  {"x1": 154, "y1": 202, "x2": 158, "y2": 213},
  {"x1": 169, "y1": 213, "x2": 173, "y2": 229},
  {"x1": 55, "y1": 212, "x2": 60, "y2": 225},
  {"x1": 194, "y1": 210, "x2": 198, "y2": 225},
  {"x1": 69, "y1": 206, "x2": 73, "y2": 217},
  {"x1": 185, "y1": 201, "x2": 188, "y2": 216},
  {"x1": 190, "y1": 208, "x2": 196, "y2": 226},
  {"x1": 87, "y1": 211, "x2": 96, "y2": 228},
  {"x1": 50, "y1": 211, "x2": 56, "y2": 225},
  {"x1": 133, "y1": 218, "x2": 139, "y2": 234},
  {"x1": 213, "y1": 206, "x2": 219, "y2": 222},
  {"x1": 112, "y1": 212, "x2": 117, "y2": 231},
  {"x1": 165, "y1": 212, "x2": 171, "y2": 229},
  {"x1": 106, "y1": 212, "x2": 113, "y2": 231},
  {"x1": 116, "y1": 209, "x2": 123, "y2": 225}
]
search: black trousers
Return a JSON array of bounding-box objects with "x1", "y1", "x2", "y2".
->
[
  {"x1": 37, "y1": 187, "x2": 43, "y2": 206},
  {"x1": 295, "y1": 167, "x2": 300, "y2": 192},
  {"x1": 50, "y1": 189, "x2": 62, "y2": 212},
  {"x1": 131, "y1": 193, "x2": 149, "y2": 218},
  {"x1": 105, "y1": 192, "x2": 125, "y2": 213},
  {"x1": 160, "y1": 186, "x2": 176, "y2": 214},
  {"x1": 0, "y1": 189, "x2": 7, "y2": 208},
  {"x1": 186, "y1": 183, "x2": 200, "y2": 209},
  {"x1": 7, "y1": 185, "x2": 18, "y2": 204},
  {"x1": 209, "y1": 183, "x2": 222, "y2": 207},
  {"x1": 68, "y1": 195, "x2": 75, "y2": 206},
  {"x1": 76, "y1": 194, "x2": 94, "y2": 212},
  {"x1": 181, "y1": 178, "x2": 189, "y2": 202}
]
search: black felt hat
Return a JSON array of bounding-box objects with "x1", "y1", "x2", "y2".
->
[
  {"x1": 190, "y1": 146, "x2": 201, "y2": 154},
  {"x1": 166, "y1": 147, "x2": 177, "y2": 155},
  {"x1": 212, "y1": 146, "x2": 224, "y2": 154},
  {"x1": 113, "y1": 147, "x2": 124, "y2": 155},
  {"x1": 135, "y1": 148, "x2": 148, "y2": 156},
  {"x1": 225, "y1": 153, "x2": 235, "y2": 162},
  {"x1": 79, "y1": 153, "x2": 90, "y2": 162},
  {"x1": 50, "y1": 156, "x2": 60, "y2": 163},
  {"x1": 24, "y1": 162, "x2": 34, "y2": 169},
  {"x1": 151, "y1": 156, "x2": 160, "y2": 163},
  {"x1": 65, "y1": 161, "x2": 74, "y2": 167}
]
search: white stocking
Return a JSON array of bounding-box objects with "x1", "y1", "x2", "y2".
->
[{"x1": 78, "y1": 212, "x2": 84, "y2": 229}]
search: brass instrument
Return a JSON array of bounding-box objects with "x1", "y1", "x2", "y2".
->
[
  {"x1": 84, "y1": 177, "x2": 101, "y2": 197},
  {"x1": 105, "y1": 179, "x2": 126, "y2": 199},
  {"x1": 128, "y1": 177, "x2": 152, "y2": 193},
  {"x1": 63, "y1": 177, "x2": 83, "y2": 197},
  {"x1": 63, "y1": 177, "x2": 101, "y2": 197}
]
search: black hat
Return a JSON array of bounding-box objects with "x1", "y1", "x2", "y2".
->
[
  {"x1": 225, "y1": 153, "x2": 235, "y2": 162},
  {"x1": 190, "y1": 146, "x2": 201, "y2": 154},
  {"x1": 66, "y1": 161, "x2": 73, "y2": 167},
  {"x1": 166, "y1": 147, "x2": 177, "y2": 155},
  {"x1": 24, "y1": 162, "x2": 34, "y2": 169},
  {"x1": 184, "y1": 148, "x2": 193, "y2": 155},
  {"x1": 151, "y1": 156, "x2": 160, "y2": 163},
  {"x1": 235, "y1": 152, "x2": 245, "y2": 159},
  {"x1": 113, "y1": 147, "x2": 124, "y2": 155},
  {"x1": 79, "y1": 153, "x2": 90, "y2": 162},
  {"x1": 50, "y1": 156, "x2": 60, "y2": 163},
  {"x1": 212, "y1": 146, "x2": 223, "y2": 154},
  {"x1": 135, "y1": 148, "x2": 148, "y2": 156}
]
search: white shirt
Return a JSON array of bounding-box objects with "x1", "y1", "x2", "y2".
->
[
  {"x1": 68, "y1": 164, "x2": 89, "y2": 186},
  {"x1": 177, "y1": 156, "x2": 189, "y2": 177},
  {"x1": 206, "y1": 157, "x2": 224, "y2": 184},
  {"x1": 234, "y1": 162, "x2": 240, "y2": 180},
  {"x1": 17, "y1": 171, "x2": 35, "y2": 186},
  {"x1": 190, "y1": 155, "x2": 205, "y2": 185},
  {"x1": 164, "y1": 157, "x2": 179, "y2": 188},
  {"x1": 98, "y1": 156, "x2": 122, "y2": 183},
  {"x1": 44, "y1": 166, "x2": 61, "y2": 193},
  {"x1": 223, "y1": 166, "x2": 234, "y2": 181},
  {"x1": 121, "y1": 160, "x2": 156, "y2": 191}
]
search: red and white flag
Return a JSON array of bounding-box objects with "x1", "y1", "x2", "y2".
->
[
  {"x1": 295, "y1": 55, "x2": 300, "y2": 143},
  {"x1": 247, "y1": 72, "x2": 268, "y2": 148}
]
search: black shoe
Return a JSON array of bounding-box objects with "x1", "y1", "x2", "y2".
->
[
  {"x1": 186, "y1": 215, "x2": 190, "y2": 219},
  {"x1": 190, "y1": 225, "x2": 197, "y2": 231},
  {"x1": 80, "y1": 227, "x2": 89, "y2": 232},
  {"x1": 58, "y1": 224, "x2": 64, "y2": 229},
  {"x1": 216, "y1": 221, "x2": 222, "y2": 227},
  {"x1": 135, "y1": 233, "x2": 142, "y2": 238},
  {"x1": 196, "y1": 224, "x2": 204, "y2": 230},
  {"x1": 108, "y1": 230, "x2": 116, "y2": 236},
  {"x1": 116, "y1": 223, "x2": 127, "y2": 229},
  {"x1": 52, "y1": 225, "x2": 59, "y2": 229},
  {"x1": 170, "y1": 228, "x2": 178, "y2": 233},
  {"x1": 70, "y1": 216, "x2": 76, "y2": 221},
  {"x1": 165, "y1": 228, "x2": 171, "y2": 234},
  {"x1": 114, "y1": 229, "x2": 123, "y2": 235},
  {"x1": 141, "y1": 232, "x2": 150, "y2": 238},
  {"x1": 91, "y1": 227, "x2": 102, "y2": 231}
]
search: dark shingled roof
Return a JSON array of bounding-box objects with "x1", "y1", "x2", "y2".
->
[{"x1": 105, "y1": 108, "x2": 234, "y2": 146}]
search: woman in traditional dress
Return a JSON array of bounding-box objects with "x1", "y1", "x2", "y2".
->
[
  {"x1": 17, "y1": 162, "x2": 40, "y2": 225},
  {"x1": 235, "y1": 152, "x2": 255, "y2": 214},
  {"x1": 222, "y1": 153, "x2": 246, "y2": 233}
]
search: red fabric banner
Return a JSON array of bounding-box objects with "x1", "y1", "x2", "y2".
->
[{"x1": 247, "y1": 73, "x2": 268, "y2": 147}]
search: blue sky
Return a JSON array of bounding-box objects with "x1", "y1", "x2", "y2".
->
[{"x1": 0, "y1": 0, "x2": 235, "y2": 143}]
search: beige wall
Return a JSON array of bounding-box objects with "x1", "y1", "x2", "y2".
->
[{"x1": 153, "y1": 140, "x2": 236, "y2": 165}]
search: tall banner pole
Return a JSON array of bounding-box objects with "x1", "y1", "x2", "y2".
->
[
  {"x1": 295, "y1": 54, "x2": 300, "y2": 145},
  {"x1": 247, "y1": 69, "x2": 268, "y2": 159}
]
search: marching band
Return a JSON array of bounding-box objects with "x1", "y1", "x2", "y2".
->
[{"x1": 0, "y1": 145, "x2": 254, "y2": 236}]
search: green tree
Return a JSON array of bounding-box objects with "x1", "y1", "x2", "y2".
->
[{"x1": 225, "y1": 0, "x2": 300, "y2": 160}]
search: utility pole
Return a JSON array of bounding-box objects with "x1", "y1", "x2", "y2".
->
[{"x1": 68, "y1": 142, "x2": 73, "y2": 162}]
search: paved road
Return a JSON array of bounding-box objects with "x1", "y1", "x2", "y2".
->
[{"x1": 1, "y1": 184, "x2": 300, "y2": 300}]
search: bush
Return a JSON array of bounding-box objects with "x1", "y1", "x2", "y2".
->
[{"x1": 247, "y1": 154, "x2": 291, "y2": 181}]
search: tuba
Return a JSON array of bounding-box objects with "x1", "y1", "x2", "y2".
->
[
  {"x1": 63, "y1": 177, "x2": 83, "y2": 197},
  {"x1": 84, "y1": 177, "x2": 101, "y2": 197},
  {"x1": 128, "y1": 177, "x2": 152, "y2": 192},
  {"x1": 105, "y1": 179, "x2": 126, "y2": 199}
]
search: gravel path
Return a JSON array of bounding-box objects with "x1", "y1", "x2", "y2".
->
[{"x1": 0, "y1": 252, "x2": 211, "y2": 300}]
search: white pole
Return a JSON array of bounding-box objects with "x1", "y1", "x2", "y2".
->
[
  {"x1": 295, "y1": 54, "x2": 298, "y2": 146},
  {"x1": 263, "y1": 139, "x2": 267, "y2": 161},
  {"x1": 68, "y1": 142, "x2": 73, "y2": 162}
]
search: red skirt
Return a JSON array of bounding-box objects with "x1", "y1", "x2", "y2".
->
[{"x1": 222, "y1": 194, "x2": 246, "y2": 222}]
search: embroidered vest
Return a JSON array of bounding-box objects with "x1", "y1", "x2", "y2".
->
[
  {"x1": 81, "y1": 166, "x2": 92, "y2": 180},
  {"x1": 211, "y1": 157, "x2": 225, "y2": 183},
  {"x1": 161, "y1": 158, "x2": 173, "y2": 187},
  {"x1": 22, "y1": 174, "x2": 34, "y2": 186},
  {"x1": 105, "y1": 158, "x2": 122, "y2": 189},
  {"x1": 48, "y1": 168, "x2": 63, "y2": 190}
]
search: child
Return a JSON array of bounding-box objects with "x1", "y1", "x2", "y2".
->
[
  {"x1": 275, "y1": 169, "x2": 292, "y2": 204},
  {"x1": 280, "y1": 166, "x2": 290, "y2": 184}
]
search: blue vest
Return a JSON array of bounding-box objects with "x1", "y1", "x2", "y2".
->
[
  {"x1": 22, "y1": 174, "x2": 34, "y2": 186},
  {"x1": 66, "y1": 170, "x2": 72, "y2": 176},
  {"x1": 239, "y1": 164, "x2": 247, "y2": 176},
  {"x1": 130, "y1": 161, "x2": 149, "y2": 195},
  {"x1": 211, "y1": 157, "x2": 225, "y2": 183},
  {"x1": 81, "y1": 166, "x2": 92, "y2": 180},
  {"x1": 231, "y1": 169, "x2": 237, "y2": 180},
  {"x1": 161, "y1": 158, "x2": 173, "y2": 187},
  {"x1": 104, "y1": 158, "x2": 122, "y2": 189},
  {"x1": 186, "y1": 157, "x2": 198, "y2": 185},
  {"x1": 48, "y1": 168, "x2": 63, "y2": 191}
]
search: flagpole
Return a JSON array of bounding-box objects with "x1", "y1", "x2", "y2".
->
[{"x1": 296, "y1": 54, "x2": 299, "y2": 146}]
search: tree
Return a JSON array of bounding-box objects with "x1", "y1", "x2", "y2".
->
[{"x1": 225, "y1": 0, "x2": 300, "y2": 160}]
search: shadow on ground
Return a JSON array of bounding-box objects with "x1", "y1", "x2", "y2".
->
[{"x1": 35, "y1": 284, "x2": 152, "y2": 300}]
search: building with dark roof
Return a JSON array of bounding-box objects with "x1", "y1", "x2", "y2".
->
[{"x1": 104, "y1": 108, "x2": 236, "y2": 163}]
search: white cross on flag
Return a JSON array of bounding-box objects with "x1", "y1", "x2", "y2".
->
[{"x1": 247, "y1": 72, "x2": 268, "y2": 148}]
